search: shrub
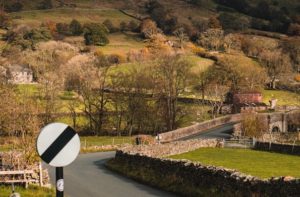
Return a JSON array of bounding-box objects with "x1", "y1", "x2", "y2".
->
[
  {"x1": 108, "y1": 53, "x2": 126, "y2": 64},
  {"x1": 5, "y1": 26, "x2": 52, "y2": 49},
  {"x1": 192, "y1": 46, "x2": 206, "y2": 56},
  {"x1": 94, "y1": 48, "x2": 104, "y2": 57},
  {"x1": 42, "y1": 20, "x2": 57, "y2": 37},
  {"x1": 119, "y1": 21, "x2": 128, "y2": 32},
  {"x1": 83, "y1": 23, "x2": 109, "y2": 46},
  {"x1": 208, "y1": 16, "x2": 221, "y2": 29},
  {"x1": 147, "y1": 1, "x2": 178, "y2": 34},
  {"x1": 38, "y1": 0, "x2": 53, "y2": 10},
  {"x1": 140, "y1": 19, "x2": 160, "y2": 38},
  {"x1": 69, "y1": 19, "x2": 83, "y2": 36},
  {"x1": 24, "y1": 27, "x2": 52, "y2": 46},
  {"x1": 56, "y1": 23, "x2": 71, "y2": 36},
  {"x1": 0, "y1": 10, "x2": 11, "y2": 28},
  {"x1": 295, "y1": 74, "x2": 300, "y2": 82},
  {"x1": 128, "y1": 20, "x2": 140, "y2": 32},
  {"x1": 103, "y1": 19, "x2": 119, "y2": 33},
  {"x1": 4, "y1": 1, "x2": 24, "y2": 12}
]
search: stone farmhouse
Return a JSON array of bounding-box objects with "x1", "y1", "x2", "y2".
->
[{"x1": 6, "y1": 64, "x2": 34, "y2": 84}]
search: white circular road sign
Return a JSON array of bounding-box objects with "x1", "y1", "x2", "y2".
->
[{"x1": 37, "y1": 123, "x2": 80, "y2": 167}]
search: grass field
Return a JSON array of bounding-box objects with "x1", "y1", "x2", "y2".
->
[
  {"x1": 100, "y1": 33, "x2": 145, "y2": 55},
  {"x1": 262, "y1": 90, "x2": 300, "y2": 106},
  {"x1": 0, "y1": 185, "x2": 54, "y2": 197},
  {"x1": 10, "y1": 8, "x2": 135, "y2": 27},
  {"x1": 80, "y1": 136, "x2": 133, "y2": 147},
  {"x1": 170, "y1": 148, "x2": 300, "y2": 179}
]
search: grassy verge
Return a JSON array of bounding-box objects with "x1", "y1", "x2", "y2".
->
[
  {"x1": 170, "y1": 148, "x2": 300, "y2": 179},
  {"x1": 80, "y1": 136, "x2": 133, "y2": 146},
  {"x1": 0, "y1": 185, "x2": 54, "y2": 197},
  {"x1": 80, "y1": 136, "x2": 133, "y2": 153},
  {"x1": 0, "y1": 136, "x2": 133, "y2": 153},
  {"x1": 262, "y1": 89, "x2": 300, "y2": 106}
]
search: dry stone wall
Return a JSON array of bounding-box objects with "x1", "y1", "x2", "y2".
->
[
  {"x1": 112, "y1": 139, "x2": 300, "y2": 196},
  {"x1": 254, "y1": 141, "x2": 300, "y2": 156},
  {"x1": 158, "y1": 114, "x2": 242, "y2": 143},
  {"x1": 114, "y1": 150, "x2": 300, "y2": 197},
  {"x1": 122, "y1": 139, "x2": 222, "y2": 157}
]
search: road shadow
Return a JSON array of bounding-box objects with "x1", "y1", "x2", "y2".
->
[{"x1": 93, "y1": 159, "x2": 178, "y2": 197}]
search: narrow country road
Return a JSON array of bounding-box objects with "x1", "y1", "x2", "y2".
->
[
  {"x1": 45, "y1": 152, "x2": 176, "y2": 197},
  {"x1": 178, "y1": 123, "x2": 235, "y2": 141}
]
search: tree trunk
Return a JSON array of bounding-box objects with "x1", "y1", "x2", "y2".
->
[{"x1": 271, "y1": 77, "x2": 276, "y2": 89}]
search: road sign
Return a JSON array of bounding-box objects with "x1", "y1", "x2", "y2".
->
[
  {"x1": 37, "y1": 123, "x2": 80, "y2": 167},
  {"x1": 37, "y1": 123, "x2": 80, "y2": 197}
]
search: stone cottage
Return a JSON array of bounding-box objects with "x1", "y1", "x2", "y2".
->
[{"x1": 7, "y1": 64, "x2": 34, "y2": 84}]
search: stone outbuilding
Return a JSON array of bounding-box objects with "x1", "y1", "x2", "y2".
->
[{"x1": 226, "y1": 91, "x2": 268, "y2": 113}]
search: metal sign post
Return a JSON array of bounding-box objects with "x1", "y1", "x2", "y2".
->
[
  {"x1": 56, "y1": 167, "x2": 64, "y2": 197},
  {"x1": 37, "y1": 123, "x2": 80, "y2": 197}
]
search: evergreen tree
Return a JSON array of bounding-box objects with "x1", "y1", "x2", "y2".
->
[
  {"x1": 70, "y1": 19, "x2": 83, "y2": 36},
  {"x1": 83, "y1": 23, "x2": 109, "y2": 46},
  {"x1": 38, "y1": 0, "x2": 53, "y2": 10}
]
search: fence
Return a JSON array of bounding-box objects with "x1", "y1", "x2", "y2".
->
[{"x1": 223, "y1": 138, "x2": 255, "y2": 149}]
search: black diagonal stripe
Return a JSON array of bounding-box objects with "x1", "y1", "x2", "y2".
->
[{"x1": 41, "y1": 126, "x2": 76, "y2": 164}]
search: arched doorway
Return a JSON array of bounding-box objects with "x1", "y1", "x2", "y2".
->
[{"x1": 272, "y1": 126, "x2": 280, "y2": 133}]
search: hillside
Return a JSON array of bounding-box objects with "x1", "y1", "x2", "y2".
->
[{"x1": 0, "y1": 0, "x2": 299, "y2": 136}]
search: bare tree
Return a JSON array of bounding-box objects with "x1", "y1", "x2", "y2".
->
[
  {"x1": 154, "y1": 55, "x2": 192, "y2": 130},
  {"x1": 206, "y1": 83, "x2": 229, "y2": 118},
  {"x1": 241, "y1": 113, "x2": 268, "y2": 138},
  {"x1": 198, "y1": 28, "x2": 224, "y2": 51},
  {"x1": 80, "y1": 66, "x2": 110, "y2": 135},
  {"x1": 38, "y1": 72, "x2": 62, "y2": 125},
  {"x1": 259, "y1": 49, "x2": 292, "y2": 89},
  {"x1": 173, "y1": 27, "x2": 189, "y2": 49}
]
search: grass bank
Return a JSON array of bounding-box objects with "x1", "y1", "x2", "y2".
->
[
  {"x1": 0, "y1": 185, "x2": 54, "y2": 197},
  {"x1": 262, "y1": 90, "x2": 300, "y2": 106},
  {"x1": 0, "y1": 136, "x2": 133, "y2": 153},
  {"x1": 80, "y1": 136, "x2": 134, "y2": 153},
  {"x1": 170, "y1": 148, "x2": 300, "y2": 179}
]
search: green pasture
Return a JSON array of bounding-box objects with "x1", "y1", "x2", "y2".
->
[
  {"x1": 170, "y1": 148, "x2": 300, "y2": 179},
  {"x1": 10, "y1": 8, "x2": 135, "y2": 27},
  {"x1": 99, "y1": 33, "x2": 145, "y2": 55},
  {"x1": 262, "y1": 90, "x2": 300, "y2": 106}
]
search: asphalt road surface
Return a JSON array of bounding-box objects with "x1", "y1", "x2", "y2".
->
[
  {"x1": 45, "y1": 152, "x2": 176, "y2": 197},
  {"x1": 178, "y1": 122, "x2": 235, "y2": 141},
  {"x1": 45, "y1": 123, "x2": 234, "y2": 196}
]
